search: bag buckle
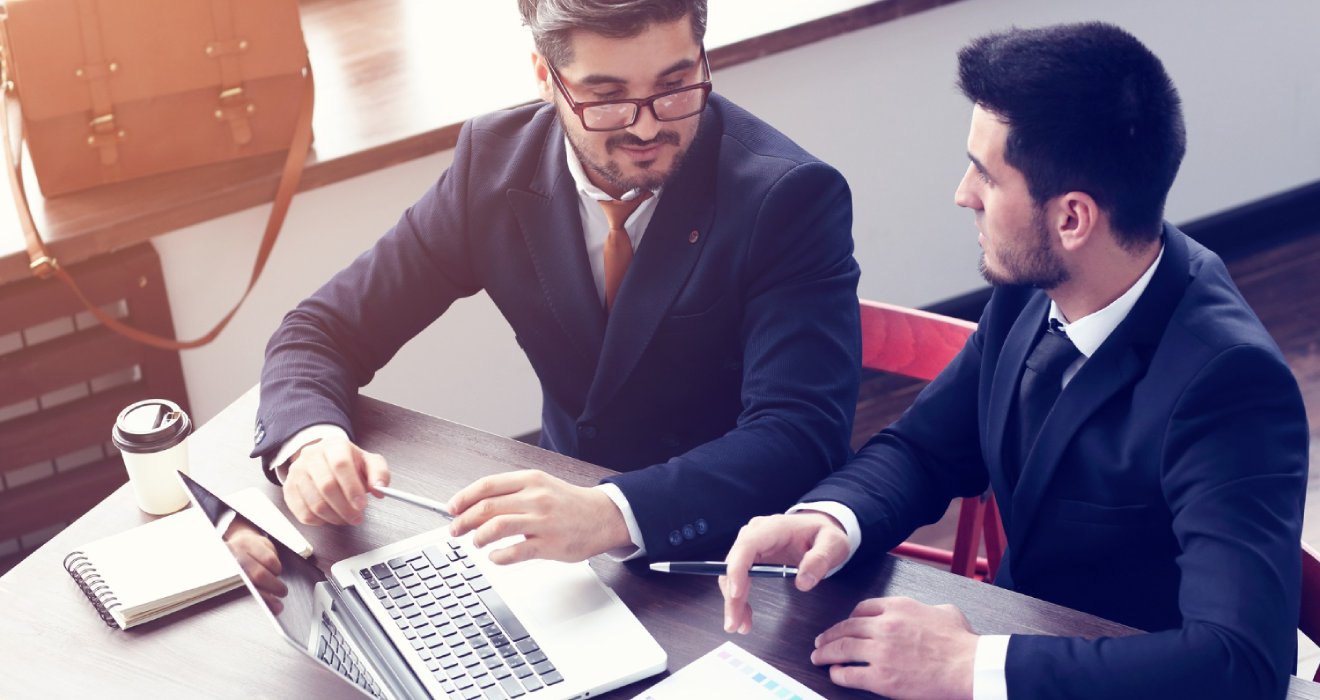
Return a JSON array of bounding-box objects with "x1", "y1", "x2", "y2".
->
[
  {"x1": 214, "y1": 86, "x2": 255, "y2": 118},
  {"x1": 86, "y1": 113, "x2": 126, "y2": 147},
  {"x1": 29, "y1": 255, "x2": 60, "y2": 278},
  {"x1": 214, "y1": 87, "x2": 256, "y2": 146}
]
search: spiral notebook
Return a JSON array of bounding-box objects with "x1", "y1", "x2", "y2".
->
[{"x1": 62, "y1": 487, "x2": 311, "y2": 630}]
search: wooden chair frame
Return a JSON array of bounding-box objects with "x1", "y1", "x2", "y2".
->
[{"x1": 859, "y1": 298, "x2": 1003, "y2": 581}]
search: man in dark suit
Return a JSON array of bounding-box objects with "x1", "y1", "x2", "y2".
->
[
  {"x1": 252, "y1": 0, "x2": 861, "y2": 565},
  {"x1": 721, "y1": 22, "x2": 1308, "y2": 700}
]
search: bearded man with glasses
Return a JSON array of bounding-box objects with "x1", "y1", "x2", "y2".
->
[{"x1": 252, "y1": 0, "x2": 862, "y2": 569}]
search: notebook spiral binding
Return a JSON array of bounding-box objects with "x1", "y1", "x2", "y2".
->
[{"x1": 63, "y1": 550, "x2": 121, "y2": 629}]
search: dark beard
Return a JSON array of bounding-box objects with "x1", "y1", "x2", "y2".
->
[
  {"x1": 562, "y1": 119, "x2": 689, "y2": 193},
  {"x1": 978, "y1": 209, "x2": 1070, "y2": 289}
]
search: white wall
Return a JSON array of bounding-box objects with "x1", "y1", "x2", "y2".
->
[
  {"x1": 717, "y1": 0, "x2": 1320, "y2": 307},
  {"x1": 157, "y1": 0, "x2": 1320, "y2": 436}
]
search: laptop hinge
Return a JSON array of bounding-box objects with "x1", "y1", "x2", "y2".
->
[{"x1": 328, "y1": 579, "x2": 431, "y2": 700}]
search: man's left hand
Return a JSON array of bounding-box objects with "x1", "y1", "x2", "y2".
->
[
  {"x1": 447, "y1": 470, "x2": 631, "y2": 564},
  {"x1": 811, "y1": 596, "x2": 977, "y2": 700}
]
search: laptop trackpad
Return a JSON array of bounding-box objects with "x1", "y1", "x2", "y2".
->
[{"x1": 474, "y1": 543, "x2": 614, "y2": 627}]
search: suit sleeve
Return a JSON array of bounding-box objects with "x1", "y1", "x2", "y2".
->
[
  {"x1": 1005, "y1": 344, "x2": 1308, "y2": 700},
  {"x1": 604, "y1": 162, "x2": 862, "y2": 558},
  {"x1": 251, "y1": 121, "x2": 483, "y2": 472},
  {"x1": 801, "y1": 310, "x2": 991, "y2": 554}
]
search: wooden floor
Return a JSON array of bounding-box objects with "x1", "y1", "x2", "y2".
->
[{"x1": 860, "y1": 229, "x2": 1320, "y2": 552}]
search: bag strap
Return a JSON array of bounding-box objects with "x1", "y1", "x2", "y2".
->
[{"x1": 1, "y1": 58, "x2": 316, "y2": 351}]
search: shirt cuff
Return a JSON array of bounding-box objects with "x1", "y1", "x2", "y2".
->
[
  {"x1": 787, "y1": 501, "x2": 862, "y2": 577},
  {"x1": 595, "y1": 483, "x2": 645, "y2": 561},
  {"x1": 973, "y1": 634, "x2": 1010, "y2": 700},
  {"x1": 269, "y1": 424, "x2": 349, "y2": 484}
]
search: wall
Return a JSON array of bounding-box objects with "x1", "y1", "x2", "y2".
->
[
  {"x1": 155, "y1": 0, "x2": 1320, "y2": 437},
  {"x1": 716, "y1": 0, "x2": 1320, "y2": 307}
]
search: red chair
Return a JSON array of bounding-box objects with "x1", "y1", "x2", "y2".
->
[
  {"x1": 859, "y1": 299, "x2": 1004, "y2": 581},
  {"x1": 1300, "y1": 542, "x2": 1320, "y2": 681}
]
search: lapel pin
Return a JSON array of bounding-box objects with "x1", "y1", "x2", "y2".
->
[{"x1": 688, "y1": 230, "x2": 700, "y2": 244}]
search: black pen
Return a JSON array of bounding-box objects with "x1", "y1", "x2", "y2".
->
[{"x1": 649, "y1": 561, "x2": 799, "y2": 577}]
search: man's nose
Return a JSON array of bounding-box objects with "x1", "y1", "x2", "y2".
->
[{"x1": 626, "y1": 104, "x2": 663, "y2": 142}]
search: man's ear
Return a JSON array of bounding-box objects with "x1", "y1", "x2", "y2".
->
[
  {"x1": 531, "y1": 51, "x2": 554, "y2": 103},
  {"x1": 1051, "y1": 191, "x2": 1100, "y2": 253}
]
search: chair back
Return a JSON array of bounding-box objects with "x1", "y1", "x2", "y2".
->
[
  {"x1": 858, "y1": 298, "x2": 1003, "y2": 580},
  {"x1": 859, "y1": 299, "x2": 974, "y2": 381}
]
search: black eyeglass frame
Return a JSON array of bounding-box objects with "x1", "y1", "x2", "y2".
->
[{"x1": 546, "y1": 48, "x2": 713, "y2": 132}]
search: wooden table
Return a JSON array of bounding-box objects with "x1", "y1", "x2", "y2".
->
[{"x1": 3, "y1": 388, "x2": 1317, "y2": 699}]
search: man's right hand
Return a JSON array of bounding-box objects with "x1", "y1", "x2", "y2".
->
[
  {"x1": 282, "y1": 436, "x2": 390, "y2": 526},
  {"x1": 721, "y1": 512, "x2": 851, "y2": 635}
]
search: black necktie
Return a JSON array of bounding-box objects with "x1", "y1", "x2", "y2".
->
[{"x1": 1011, "y1": 319, "x2": 1081, "y2": 485}]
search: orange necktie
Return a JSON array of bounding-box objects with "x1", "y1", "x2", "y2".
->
[{"x1": 598, "y1": 191, "x2": 653, "y2": 312}]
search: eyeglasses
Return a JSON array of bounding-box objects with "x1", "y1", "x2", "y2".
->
[{"x1": 547, "y1": 49, "x2": 713, "y2": 132}]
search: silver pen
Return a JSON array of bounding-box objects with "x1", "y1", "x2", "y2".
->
[{"x1": 373, "y1": 483, "x2": 454, "y2": 519}]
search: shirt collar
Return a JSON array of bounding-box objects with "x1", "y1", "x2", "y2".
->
[
  {"x1": 564, "y1": 135, "x2": 659, "y2": 202},
  {"x1": 1049, "y1": 244, "x2": 1165, "y2": 358}
]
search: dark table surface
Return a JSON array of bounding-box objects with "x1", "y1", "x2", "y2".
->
[{"x1": 3, "y1": 386, "x2": 1316, "y2": 699}]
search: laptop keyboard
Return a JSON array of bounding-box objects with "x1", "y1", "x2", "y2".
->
[
  {"x1": 361, "y1": 541, "x2": 564, "y2": 699},
  {"x1": 318, "y1": 611, "x2": 385, "y2": 699}
]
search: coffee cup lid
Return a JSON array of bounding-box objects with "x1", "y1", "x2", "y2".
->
[{"x1": 112, "y1": 399, "x2": 192, "y2": 454}]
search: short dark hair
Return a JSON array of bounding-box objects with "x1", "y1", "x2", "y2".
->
[
  {"x1": 517, "y1": 0, "x2": 707, "y2": 68},
  {"x1": 957, "y1": 22, "x2": 1186, "y2": 247}
]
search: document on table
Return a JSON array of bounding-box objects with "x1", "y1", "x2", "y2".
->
[{"x1": 633, "y1": 641, "x2": 826, "y2": 700}]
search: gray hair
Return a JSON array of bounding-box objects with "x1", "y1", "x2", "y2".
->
[{"x1": 517, "y1": 0, "x2": 708, "y2": 68}]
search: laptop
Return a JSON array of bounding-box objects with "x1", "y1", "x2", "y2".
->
[{"x1": 180, "y1": 472, "x2": 667, "y2": 699}]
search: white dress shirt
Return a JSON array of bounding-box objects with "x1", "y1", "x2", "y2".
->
[
  {"x1": 272, "y1": 138, "x2": 661, "y2": 557},
  {"x1": 801, "y1": 245, "x2": 1164, "y2": 700}
]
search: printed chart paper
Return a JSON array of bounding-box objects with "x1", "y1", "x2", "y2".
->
[{"x1": 633, "y1": 641, "x2": 826, "y2": 700}]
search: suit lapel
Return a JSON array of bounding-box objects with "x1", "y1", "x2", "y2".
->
[
  {"x1": 582, "y1": 107, "x2": 721, "y2": 417},
  {"x1": 508, "y1": 118, "x2": 606, "y2": 364},
  {"x1": 1007, "y1": 225, "x2": 1192, "y2": 548},
  {"x1": 985, "y1": 293, "x2": 1047, "y2": 529}
]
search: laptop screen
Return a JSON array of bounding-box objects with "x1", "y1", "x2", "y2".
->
[{"x1": 181, "y1": 472, "x2": 325, "y2": 650}]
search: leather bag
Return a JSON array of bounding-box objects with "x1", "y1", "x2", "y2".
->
[{"x1": 0, "y1": 0, "x2": 315, "y2": 349}]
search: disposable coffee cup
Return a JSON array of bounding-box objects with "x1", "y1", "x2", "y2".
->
[{"x1": 111, "y1": 399, "x2": 193, "y2": 515}]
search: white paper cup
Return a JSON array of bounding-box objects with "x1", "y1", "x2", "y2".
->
[{"x1": 111, "y1": 399, "x2": 193, "y2": 515}]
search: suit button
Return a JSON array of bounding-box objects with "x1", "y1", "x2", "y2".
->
[
  {"x1": 682, "y1": 524, "x2": 695, "y2": 541},
  {"x1": 668, "y1": 530, "x2": 683, "y2": 547},
  {"x1": 695, "y1": 518, "x2": 708, "y2": 535},
  {"x1": 577, "y1": 423, "x2": 598, "y2": 440}
]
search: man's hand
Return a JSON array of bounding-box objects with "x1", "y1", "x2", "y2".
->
[
  {"x1": 446, "y1": 471, "x2": 630, "y2": 565},
  {"x1": 811, "y1": 596, "x2": 977, "y2": 700},
  {"x1": 721, "y1": 512, "x2": 851, "y2": 635},
  {"x1": 283, "y1": 436, "x2": 390, "y2": 526},
  {"x1": 223, "y1": 518, "x2": 288, "y2": 615}
]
